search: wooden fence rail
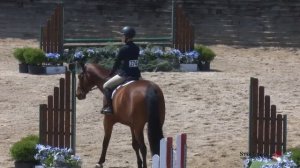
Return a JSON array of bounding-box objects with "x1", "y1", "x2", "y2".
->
[
  {"x1": 173, "y1": 4, "x2": 194, "y2": 52},
  {"x1": 39, "y1": 70, "x2": 76, "y2": 152},
  {"x1": 249, "y1": 77, "x2": 287, "y2": 157},
  {"x1": 40, "y1": 3, "x2": 194, "y2": 54}
]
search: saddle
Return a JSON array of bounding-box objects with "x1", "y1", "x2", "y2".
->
[{"x1": 111, "y1": 78, "x2": 139, "y2": 99}]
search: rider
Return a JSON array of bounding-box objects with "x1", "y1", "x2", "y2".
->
[{"x1": 101, "y1": 26, "x2": 141, "y2": 114}]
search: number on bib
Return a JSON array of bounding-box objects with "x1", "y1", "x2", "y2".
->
[{"x1": 129, "y1": 60, "x2": 139, "y2": 67}]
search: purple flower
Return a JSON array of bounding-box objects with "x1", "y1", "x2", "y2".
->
[
  {"x1": 154, "y1": 48, "x2": 164, "y2": 57},
  {"x1": 35, "y1": 144, "x2": 82, "y2": 167},
  {"x1": 74, "y1": 51, "x2": 84, "y2": 59},
  {"x1": 185, "y1": 51, "x2": 199, "y2": 59},
  {"x1": 86, "y1": 48, "x2": 95, "y2": 55},
  {"x1": 46, "y1": 53, "x2": 60, "y2": 59},
  {"x1": 168, "y1": 49, "x2": 183, "y2": 57}
]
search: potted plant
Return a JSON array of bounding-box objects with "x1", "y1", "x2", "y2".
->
[
  {"x1": 194, "y1": 44, "x2": 216, "y2": 71},
  {"x1": 178, "y1": 50, "x2": 199, "y2": 72},
  {"x1": 23, "y1": 48, "x2": 46, "y2": 74},
  {"x1": 13, "y1": 47, "x2": 29, "y2": 73},
  {"x1": 10, "y1": 135, "x2": 39, "y2": 168}
]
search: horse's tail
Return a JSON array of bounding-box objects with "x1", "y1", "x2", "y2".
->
[{"x1": 146, "y1": 84, "x2": 165, "y2": 156}]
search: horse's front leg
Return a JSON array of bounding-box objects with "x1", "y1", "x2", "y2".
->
[{"x1": 96, "y1": 117, "x2": 114, "y2": 167}]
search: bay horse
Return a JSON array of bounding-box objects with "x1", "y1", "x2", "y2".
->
[{"x1": 76, "y1": 63, "x2": 165, "y2": 168}]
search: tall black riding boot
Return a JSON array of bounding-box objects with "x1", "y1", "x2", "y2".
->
[{"x1": 101, "y1": 88, "x2": 113, "y2": 114}]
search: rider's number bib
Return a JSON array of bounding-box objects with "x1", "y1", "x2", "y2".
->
[{"x1": 129, "y1": 60, "x2": 139, "y2": 68}]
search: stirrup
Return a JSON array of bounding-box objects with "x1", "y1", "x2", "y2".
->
[{"x1": 101, "y1": 107, "x2": 113, "y2": 115}]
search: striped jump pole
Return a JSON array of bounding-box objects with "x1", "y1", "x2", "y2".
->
[{"x1": 152, "y1": 133, "x2": 187, "y2": 168}]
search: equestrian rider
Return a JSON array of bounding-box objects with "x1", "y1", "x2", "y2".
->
[{"x1": 101, "y1": 26, "x2": 141, "y2": 114}]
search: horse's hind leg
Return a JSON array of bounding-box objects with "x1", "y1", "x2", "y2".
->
[
  {"x1": 96, "y1": 118, "x2": 113, "y2": 167},
  {"x1": 131, "y1": 128, "x2": 142, "y2": 168},
  {"x1": 134, "y1": 129, "x2": 147, "y2": 168}
]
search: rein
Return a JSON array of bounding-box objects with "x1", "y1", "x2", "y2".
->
[{"x1": 90, "y1": 86, "x2": 98, "y2": 91}]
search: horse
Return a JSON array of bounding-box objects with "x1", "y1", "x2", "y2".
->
[{"x1": 76, "y1": 63, "x2": 165, "y2": 168}]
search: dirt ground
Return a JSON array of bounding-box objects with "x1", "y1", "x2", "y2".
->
[{"x1": 0, "y1": 38, "x2": 300, "y2": 168}]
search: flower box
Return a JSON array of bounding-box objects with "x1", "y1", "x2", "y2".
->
[
  {"x1": 45, "y1": 66, "x2": 66, "y2": 75},
  {"x1": 180, "y1": 64, "x2": 198, "y2": 72},
  {"x1": 34, "y1": 166, "x2": 44, "y2": 168},
  {"x1": 35, "y1": 144, "x2": 82, "y2": 168},
  {"x1": 28, "y1": 65, "x2": 46, "y2": 74}
]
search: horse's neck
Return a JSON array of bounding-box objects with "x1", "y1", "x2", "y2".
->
[
  {"x1": 93, "y1": 66, "x2": 109, "y2": 93},
  {"x1": 93, "y1": 65, "x2": 110, "y2": 80}
]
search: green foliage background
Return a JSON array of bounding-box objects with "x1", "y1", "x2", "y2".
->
[{"x1": 65, "y1": 44, "x2": 216, "y2": 72}]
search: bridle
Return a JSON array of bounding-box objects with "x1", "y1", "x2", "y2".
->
[{"x1": 78, "y1": 71, "x2": 99, "y2": 96}]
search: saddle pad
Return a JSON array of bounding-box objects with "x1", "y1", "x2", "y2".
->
[{"x1": 111, "y1": 80, "x2": 135, "y2": 99}]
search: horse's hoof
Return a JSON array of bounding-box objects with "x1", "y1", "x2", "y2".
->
[{"x1": 95, "y1": 163, "x2": 103, "y2": 168}]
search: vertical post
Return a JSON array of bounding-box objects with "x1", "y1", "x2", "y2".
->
[
  {"x1": 48, "y1": 95, "x2": 54, "y2": 146},
  {"x1": 39, "y1": 104, "x2": 48, "y2": 145},
  {"x1": 258, "y1": 86, "x2": 265, "y2": 155},
  {"x1": 283, "y1": 115, "x2": 287, "y2": 153},
  {"x1": 53, "y1": 87, "x2": 59, "y2": 147},
  {"x1": 176, "y1": 134, "x2": 187, "y2": 168},
  {"x1": 190, "y1": 25, "x2": 194, "y2": 51},
  {"x1": 58, "y1": 3, "x2": 64, "y2": 56},
  {"x1": 65, "y1": 71, "x2": 71, "y2": 148},
  {"x1": 70, "y1": 64, "x2": 77, "y2": 153},
  {"x1": 264, "y1": 95, "x2": 271, "y2": 156},
  {"x1": 249, "y1": 78, "x2": 253, "y2": 155},
  {"x1": 249, "y1": 77, "x2": 258, "y2": 156},
  {"x1": 40, "y1": 26, "x2": 43, "y2": 51},
  {"x1": 152, "y1": 155, "x2": 160, "y2": 168},
  {"x1": 270, "y1": 105, "x2": 276, "y2": 155},
  {"x1": 59, "y1": 78, "x2": 65, "y2": 148},
  {"x1": 172, "y1": 0, "x2": 176, "y2": 48},
  {"x1": 60, "y1": 3, "x2": 63, "y2": 55},
  {"x1": 175, "y1": 5, "x2": 180, "y2": 50},
  {"x1": 276, "y1": 114, "x2": 283, "y2": 153},
  {"x1": 160, "y1": 137, "x2": 173, "y2": 168}
]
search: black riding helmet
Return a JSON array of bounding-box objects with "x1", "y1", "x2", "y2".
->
[{"x1": 121, "y1": 26, "x2": 136, "y2": 38}]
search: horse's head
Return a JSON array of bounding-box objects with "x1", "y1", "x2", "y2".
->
[
  {"x1": 76, "y1": 63, "x2": 110, "y2": 100},
  {"x1": 76, "y1": 64, "x2": 91, "y2": 100}
]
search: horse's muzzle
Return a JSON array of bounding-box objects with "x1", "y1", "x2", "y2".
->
[{"x1": 76, "y1": 92, "x2": 86, "y2": 100}]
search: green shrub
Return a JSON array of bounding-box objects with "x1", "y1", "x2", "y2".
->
[
  {"x1": 10, "y1": 135, "x2": 39, "y2": 162},
  {"x1": 97, "y1": 57, "x2": 115, "y2": 69},
  {"x1": 288, "y1": 147, "x2": 300, "y2": 166},
  {"x1": 23, "y1": 48, "x2": 46, "y2": 65},
  {"x1": 13, "y1": 47, "x2": 28, "y2": 63},
  {"x1": 194, "y1": 44, "x2": 216, "y2": 62},
  {"x1": 155, "y1": 60, "x2": 174, "y2": 71}
]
